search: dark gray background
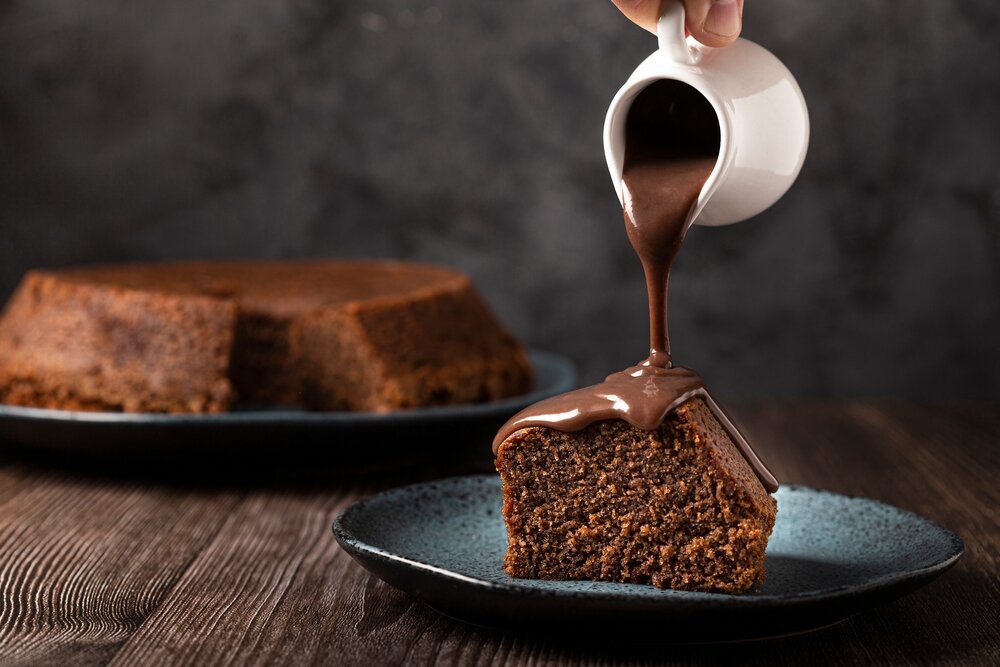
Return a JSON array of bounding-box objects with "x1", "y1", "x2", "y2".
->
[{"x1": 1, "y1": 1, "x2": 998, "y2": 397}]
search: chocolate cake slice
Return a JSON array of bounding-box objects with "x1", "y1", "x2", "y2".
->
[
  {"x1": 489, "y1": 64, "x2": 781, "y2": 595},
  {"x1": 495, "y1": 398, "x2": 776, "y2": 593}
]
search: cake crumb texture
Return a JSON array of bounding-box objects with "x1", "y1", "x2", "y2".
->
[{"x1": 496, "y1": 399, "x2": 776, "y2": 593}]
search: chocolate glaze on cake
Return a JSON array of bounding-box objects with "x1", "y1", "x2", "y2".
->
[{"x1": 495, "y1": 80, "x2": 777, "y2": 493}]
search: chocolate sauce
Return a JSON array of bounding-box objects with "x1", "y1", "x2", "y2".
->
[{"x1": 494, "y1": 80, "x2": 778, "y2": 493}]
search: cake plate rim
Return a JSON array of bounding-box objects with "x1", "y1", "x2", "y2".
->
[{"x1": 333, "y1": 474, "x2": 964, "y2": 641}]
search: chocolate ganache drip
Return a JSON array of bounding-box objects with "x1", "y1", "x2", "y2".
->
[{"x1": 494, "y1": 80, "x2": 778, "y2": 493}]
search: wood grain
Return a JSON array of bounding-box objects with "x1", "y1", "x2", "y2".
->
[
  {"x1": 0, "y1": 402, "x2": 996, "y2": 666},
  {"x1": 0, "y1": 471, "x2": 242, "y2": 666}
]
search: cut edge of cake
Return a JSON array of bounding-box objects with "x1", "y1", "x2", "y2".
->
[
  {"x1": 495, "y1": 398, "x2": 777, "y2": 593},
  {"x1": 0, "y1": 262, "x2": 533, "y2": 413}
]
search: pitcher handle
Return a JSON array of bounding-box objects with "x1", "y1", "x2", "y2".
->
[{"x1": 657, "y1": 1, "x2": 697, "y2": 65}]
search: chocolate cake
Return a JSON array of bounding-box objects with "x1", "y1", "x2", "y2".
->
[
  {"x1": 495, "y1": 399, "x2": 776, "y2": 592},
  {"x1": 492, "y1": 80, "x2": 779, "y2": 592},
  {"x1": 0, "y1": 261, "x2": 532, "y2": 413}
]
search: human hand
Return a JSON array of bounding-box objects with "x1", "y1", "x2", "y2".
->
[{"x1": 610, "y1": 0, "x2": 744, "y2": 48}]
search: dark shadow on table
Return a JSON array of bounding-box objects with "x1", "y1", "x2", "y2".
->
[
  {"x1": 356, "y1": 565, "x2": 989, "y2": 665},
  {"x1": 0, "y1": 432, "x2": 497, "y2": 494}
]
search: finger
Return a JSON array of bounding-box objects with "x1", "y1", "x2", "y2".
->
[
  {"x1": 610, "y1": 1, "x2": 745, "y2": 47},
  {"x1": 610, "y1": 0, "x2": 661, "y2": 34},
  {"x1": 683, "y1": 0, "x2": 743, "y2": 47}
]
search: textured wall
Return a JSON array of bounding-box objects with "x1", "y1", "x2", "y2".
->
[{"x1": 1, "y1": 1, "x2": 998, "y2": 397}]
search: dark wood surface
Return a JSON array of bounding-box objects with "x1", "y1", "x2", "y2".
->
[{"x1": 0, "y1": 401, "x2": 996, "y2": 666}]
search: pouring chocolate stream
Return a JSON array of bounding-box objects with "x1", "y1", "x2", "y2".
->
[{"x1": 493, "y1": 80, "x2": 778, "y2": 493}]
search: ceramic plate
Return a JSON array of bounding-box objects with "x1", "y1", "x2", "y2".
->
[
  {"x1": 0, "y1": 351, "x2": 575, "y2": 460},
  {"x1": 334, "y1": 475, "x2": 963, "y2": 642}
]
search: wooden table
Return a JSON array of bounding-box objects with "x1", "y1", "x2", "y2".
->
[{"x1": 0, "y1": 401, "x2": 996, "y2": 666}]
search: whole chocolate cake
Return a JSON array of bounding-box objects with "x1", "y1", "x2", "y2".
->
[
  {"x1": 0, "y1": 260, "x2": 533, "y2": 413},
  {"x1": 493, "y1": 81, "x2": 778, "y2": 593}
]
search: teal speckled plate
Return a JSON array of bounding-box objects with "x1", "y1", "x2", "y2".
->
[{"x1": 334, "y1": 475, "x2": 963, "y2": 641}]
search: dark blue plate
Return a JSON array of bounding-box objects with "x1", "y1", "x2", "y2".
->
[
  {"x1": 0, "y1": 351, "x2": 575, "y2": 460},
  {"x1": 334, "y1": 475, "x2": 963, "y2": 642}
]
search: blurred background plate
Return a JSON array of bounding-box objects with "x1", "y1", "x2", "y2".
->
[{"x1": 0, "y1": 350, "x2": 575, "y2": 464}]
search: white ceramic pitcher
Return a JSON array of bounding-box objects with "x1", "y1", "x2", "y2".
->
[{"x1": 603, "y1": 0, "x2": 810, "y2": 227}]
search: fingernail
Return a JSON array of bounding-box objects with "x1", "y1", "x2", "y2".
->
[{"x1": 704, "y1": 0, "x2": 741, "y2": 39}]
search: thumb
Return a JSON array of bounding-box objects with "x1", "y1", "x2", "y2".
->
[
  {"x1": 684, "y1": 0, "x2": 743, "y2": 47},
  {"x1": 610, "y1": 0, "x2": 744, "y2": 48}
]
